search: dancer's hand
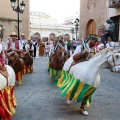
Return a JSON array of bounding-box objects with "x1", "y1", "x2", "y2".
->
[{"x1": 83, "y1": 49, "x2": 88, "y2": 54}]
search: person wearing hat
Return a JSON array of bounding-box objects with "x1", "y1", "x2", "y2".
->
[
  {"x1": 54, "y1": 35, "x2": 67, "y2": 52},
  {"x1": 24, "y1": 37, "x2": 34, "y2": 56},
  {"x1": 4, "y1": 32, "x2": 23, "y2": 53},
  {"x1": 73, "y1": 34, "x2": 98, "y2": 62},
  {"x1": 19, "y1": 33, "x2": 27, "y2": 50},
  {"x1": 67, "y1": 34, "x2": 98, "y2": 116}
]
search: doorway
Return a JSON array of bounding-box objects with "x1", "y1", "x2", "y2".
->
[{"x1": 86, "y1": 19, "x2": 96, "y2": 37}]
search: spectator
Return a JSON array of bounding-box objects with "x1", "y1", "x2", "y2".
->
[
  {"x1": 94, "y1": 41, "x2": 98, "y2": 49},
  {"x1": 96, "y1": 38, "x2": 104, "y2": 52},
  {"x1": 39, "y1": 37, "x2": 45, "y2": 56},
  {"x1": 32, "y1": 37, "x2": 38, "y2": 58},
  {"x1": 72, "y1": 38, "x2": 77, "y2": 51},
  {"x1": 106, "y1": 36, "x2": 114, "y2": 48},
  {"x1": 67, "y1": 40, "x2": 71, "y2": 51},
  {"x1": 63, "y1": 36, "x2": 67, "y2": 45},
  {"x1": 64, "y1": 34, "x2": 70, "y2": 51},
  {"x1": 36, "y1": 35, "x2": 41, "y2": 46},
  {"x1": 45, "y1": 37, "x2": 53, "y2": 57},
  {"x1": 76, "y1": 39, "x2": 80, "y2": 46}
]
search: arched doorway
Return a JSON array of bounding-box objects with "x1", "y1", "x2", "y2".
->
[{"x1": 86, "y1": 19, "x2": 96, "y2": 37}]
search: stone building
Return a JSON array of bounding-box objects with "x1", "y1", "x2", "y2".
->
[
  {"x1": 0, "y1": 0, "x2": 30, "y2": 41},
  {"x1": 30, "y1": 11, "x2": 74, "y2": 39},
  {"x1": 63, "y1": 12, "x2": 79, "y2": 39},
  {"x1": 80, "y1": 0, "x2": 120, "y2": 42}
]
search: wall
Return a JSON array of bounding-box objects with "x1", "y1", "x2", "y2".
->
[
  {"x1": 79, "y1": 0, "x2": 108, "y2": 39},
  {"x1": 0, "y1": 0, "x2": 30, "y2": 41}
]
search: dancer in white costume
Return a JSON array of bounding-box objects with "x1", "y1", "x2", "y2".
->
[
  {"x1": 0, "y1": 42, "x2": 16, "y2": 119},
  {"x1": 57, "y1": 47, "x2": 118, "y2": 116}
]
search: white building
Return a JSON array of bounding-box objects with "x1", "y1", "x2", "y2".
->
[
  {"x1": 30, "y1": 11, "x2": 74, "y2": 39},
  {"x1": 64, "y1": 12, "x2": 79, "y2": 24},
  {"x1": 63, "y1": 12, "x2": 79, "y2": 39}
]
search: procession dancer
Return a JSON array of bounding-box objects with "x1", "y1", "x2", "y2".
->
[
  {"x1": 19, "y1": 33, "x2": 27, "y2": 50},
  {"x1": 0, "y1": 42, "x2": 17, "y2": 120},
  {"x1": 4, "y1": 32, "x2": 24, "y2": 84},
  {"x1": 49, "y1": 35, "x2": 69, "y2": 84},
  {"x1": 57, "y1": 34, "x2": 98, "y2": 116},
  {"x1": 49, "y1": 33, "x2": 56, "y2": 45},
  {"x1": 23, "y1": 37, "x2": 34, "y2": 74},
  {"x1": 47, "y1": 33, "x2": 56, "y2": 71}
]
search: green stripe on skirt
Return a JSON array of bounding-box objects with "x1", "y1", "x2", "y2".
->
[{"x1": 57, "y1": 70, "x2": 97, "y2": 106}]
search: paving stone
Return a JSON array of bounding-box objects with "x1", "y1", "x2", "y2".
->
[{"x1": 12, "y1": 57, "x2": 120, "y2": 120}]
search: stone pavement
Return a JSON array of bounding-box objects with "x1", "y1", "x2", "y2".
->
[{"x1": 12, "y1": 57, "x2": 120, "y2": 120}]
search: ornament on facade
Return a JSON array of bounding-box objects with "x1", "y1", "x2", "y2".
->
[{"x1": 87, "y1": 0, "x2": 97, "y2": 9}]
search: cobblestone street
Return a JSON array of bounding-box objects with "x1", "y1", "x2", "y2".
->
[{"x1": 12, "y1": 57, "x2": 120, "y2": 120}]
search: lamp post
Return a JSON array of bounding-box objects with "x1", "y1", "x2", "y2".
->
[
  {"x1": 71, "y1": 28, "x2": 74, "y2": 53},
  {"x1": 10, "y1": 0, "x2": 25, "y2": 40},
  {"x1": 74, "y1": 18, "x2": 79, "y2": 40},
  {"x1": 71, "y1": 28, "x2": 74, "y2": 40}
]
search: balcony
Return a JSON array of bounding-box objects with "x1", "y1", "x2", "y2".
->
[{"x1": 109, "y1": 0, "x2": 120, "y2": 8}]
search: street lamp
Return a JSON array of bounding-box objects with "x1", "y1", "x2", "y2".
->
[
  {"x1": 10, "y1": 0, "x2": 25, "y2": 40},
  {"x1": 71, "y1": 28, "x2": 74, "y2": 40},
  {"x1": 74, "y1": 18, "x2": 79, "y2": 40}
]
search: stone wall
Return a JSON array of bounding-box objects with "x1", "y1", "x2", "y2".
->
[
  {"x1": 79, "y1": 0, "x2": 108, "y2": 39},
  {"x1": 0, "y1": 0, "x2": 30, "y2": 41}
]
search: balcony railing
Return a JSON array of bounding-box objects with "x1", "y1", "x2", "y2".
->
[{"x1": 109, "y1": 0, "x2": 120, "y2": 8}]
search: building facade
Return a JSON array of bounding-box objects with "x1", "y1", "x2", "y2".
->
[
  {"x1": 30, "y1": 11, "x2": 75, "y2": 39},
  {"x1": 80, "y1": 0, "x2": 120, "y2": 42},
  {"x1": 0, "y1": 0, "x2": 30, "y2": 41},
  {"x1": 63, "y1": 12, "x2": 79, "y2": 39}
]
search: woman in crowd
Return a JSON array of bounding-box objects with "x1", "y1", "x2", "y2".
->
[
  {"x1": 39, "y1": 37, "x2": 45, "y2": 56},
  {"x1": 45, "y1": 37, "x2": 53, "y2": 57}
]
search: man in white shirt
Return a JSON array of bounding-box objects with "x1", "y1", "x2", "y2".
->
[
  {"x1": 19, "y1": 33, "x2": 27, "y2": 50},
  {"x1": 4, "y1": 32, "x2": 23, "y2": 53},
  {"x1": 68, "y1": 34, "x2": 98, "y2": 116},
  {"x1": 51, "y1": 35, "x2": 69, "y2": 60},
  {"x1": 73, "y1": 34, "x2": 98, "y2": 62},
  {"x1": 106, "y1": 36, "x2": 114, "y2": 48},
  {"x1": 24, "y1": 37, "x2": 34, "y2": 56},
  {"x1": 55, "y1": 35, "x2": 67, "y2": 51},
  {"x1": 24, "y1": 37, "x2": 34, "y2": 51}
]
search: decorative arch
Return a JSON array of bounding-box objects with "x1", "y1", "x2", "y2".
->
[
  {"x1": 34, "y1": 32, "x2": 40, "y2": 37},
  {"x1": 86, "y1": 19, "x2": 96, "y2": 37}
]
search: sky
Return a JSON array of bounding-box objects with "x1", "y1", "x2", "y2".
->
[{"x1": 30, "y1": 0, "x2": 80, "y2": 23}]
